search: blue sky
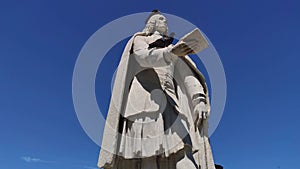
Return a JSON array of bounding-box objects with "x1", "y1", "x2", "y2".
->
[{"x1": 0, "y1": 0, "x2": 299, "y2": 169}]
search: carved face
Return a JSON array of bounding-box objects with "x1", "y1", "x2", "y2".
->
[{"x1": 147, "y1": 14, "x2": 168, "y2": 35}]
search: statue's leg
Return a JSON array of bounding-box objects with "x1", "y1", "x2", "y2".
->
[
  {"x1": 156, "y1": 154, "x2": 176, "y2": 169},
  {"x1": 176, "y1": 147, "x2": 198, "y2": 169},
  {"x1": 141, "y1": 157, "x2": 157, "y2": 169},
  {"x1": 115, "y1": 158, "x2": 140, "y2": 169}
]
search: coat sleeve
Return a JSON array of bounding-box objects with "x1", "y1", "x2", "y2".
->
[
  {"x1": 132, "y1": 36, "x2": 177, "y2": 67},
  {"x1": 176, "y1": 58, "x2": 207, "y2": 107}
]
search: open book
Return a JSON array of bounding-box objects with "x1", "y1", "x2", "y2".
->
[{"x1": 174, "y1": 28, "x2": 209, "y2": 54}]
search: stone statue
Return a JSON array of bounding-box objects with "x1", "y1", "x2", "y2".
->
[{"x1": 98, "y1": 10, "x2": 217, "y2": 169}]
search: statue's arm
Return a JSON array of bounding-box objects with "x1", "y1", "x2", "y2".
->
[
  {"x1": 132, "y1": 36, "x2": 177, "y2": 67},
  {"x1": 177, "y1": 59, "x2": 206, "y2": 103},
  {"x1": 185, "y1": 74, "x2": 209, "y2": 125},
  {"x1": 184, "y1": 76, "x2": 207, "y2": 106},
  {"x1": 177, "y1": 59, "x2": 209, "y2": 124}
]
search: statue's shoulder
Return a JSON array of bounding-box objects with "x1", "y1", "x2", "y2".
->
[
  {"x1": 132, "y1": 33, "x2": 149, "y2": 41},
  {"x1": 132, "y1": 32, "x2": 148, "y2": 38}
]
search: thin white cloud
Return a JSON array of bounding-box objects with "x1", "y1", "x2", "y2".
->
[
  {"x1": 21, "y1": 156, "x2": 42, "y2": 163},
  {"x1": 21, "y1": 156, "x2": 53, "y2": 163}
]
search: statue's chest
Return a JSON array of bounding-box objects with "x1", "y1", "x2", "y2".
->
[{"x1": 145, "y1": 34, "x2": 163, "y2": 45}]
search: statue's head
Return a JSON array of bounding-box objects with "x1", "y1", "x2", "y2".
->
[{"x1": 143, "y1": 10, "x2": 168, "y2": 35}]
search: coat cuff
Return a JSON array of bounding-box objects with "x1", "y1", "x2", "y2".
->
[{"x1": 163, "y1": 45, "x2": 177, "y2": 63}]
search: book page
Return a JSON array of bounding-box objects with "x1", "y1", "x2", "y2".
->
[{"x1": 176, "y1": 28, "x2": 209, "y2": 54}]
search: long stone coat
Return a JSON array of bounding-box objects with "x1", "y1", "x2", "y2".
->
[{"x1": 98, "y1": 32, "x2": 215, "y2": 169}]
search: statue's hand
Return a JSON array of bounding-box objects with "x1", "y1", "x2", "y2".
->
[
  {"x1": 171, "y1": 40, "x2": 199, "y2": 57},
  {"x1": 194, "y1": 102, "x2": 209, "y2": 128}
]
